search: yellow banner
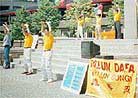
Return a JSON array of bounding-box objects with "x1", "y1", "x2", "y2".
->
[{"x1": 86, "y1": 58, "x2": 137, "y2": 98}]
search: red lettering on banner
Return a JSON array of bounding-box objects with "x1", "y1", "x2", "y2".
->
[
  {"x1": 91, "y1": 60, "x2": 110, "y2": 71},
  {"x1": 114, "y1": 63, "x2": 119, "y2": 72},
  {"x1": 91, "y1": 60, "x2": 97, "y2": 67},
  {"x1": 124, "y1": 86, "x2": 130, "y2": 94},
  {"x1": 91, "y1": 78, "x2": 99, "y2": 86},
  {"x1": 116, "y1": 75, "x2": 132, "y2": 82},
  {"x1": 97, "y1": 61, "x2": 100, "y2": 69},
  {"x1": 125, "y1": 63, "x2": 129, "y2": 69},
  {"x1": 129, "y1": 64, "x2": 135, "y2": 73},
  {"x1": 101, "y1": 62, "x2": 110, "y2": 71},
  {"x1": 107, "y1": 83, "x2": 113, "y2": 90},
  {"x1": 114, "y1": 63, "x2": 135, "y2": 73},
  {"x1": 120, "y1": 64, "x2": 124, "y2": 72},
  {"x1": 93, "y1": 71, "x2": 109, "y2": 79}
]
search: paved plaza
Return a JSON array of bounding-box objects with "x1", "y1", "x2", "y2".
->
[{"x1": 0, "y1": 66, "x2": 95, "y2": 98}]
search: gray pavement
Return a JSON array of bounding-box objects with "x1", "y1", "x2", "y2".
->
[{"x1": 0, "y1": 66, "x2": 94, "y2": 98}]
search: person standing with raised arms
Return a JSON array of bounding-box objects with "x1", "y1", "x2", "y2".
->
[
  {"x1": 40, "y1": 20, "x2": 54, "y2": 83},
  {"x1": 21, "y1": 23, "x2": 33, "y2": 75}
]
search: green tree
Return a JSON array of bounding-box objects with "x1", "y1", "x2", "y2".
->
[
  {"x1": 64, "y1": 0, "x2": 94, "y2": 34},
  {"x1": 11, "y1": 8, "x2": 31, "y2": 40},
  {"x1": 30, "y1": 0, "x2": 61, "y2": 33},
  {"x1": 0, "y1": 33, "x2": 4, "y2": 41},
  {"x1": 11, "y1": 0, "x2": 61, "y2": 39},
  {"x1": 65, "y1": 1, "x2": 94, "y2": 20}
]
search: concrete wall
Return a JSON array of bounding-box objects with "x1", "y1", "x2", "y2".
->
[
  {"x1": 0, "y1": 40, "x2": 24, "y2": 47},
  {"x1": 124, "y1": 0, "x2": 138, "y2": 39}
]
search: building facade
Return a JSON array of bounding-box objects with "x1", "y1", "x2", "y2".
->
[{"x1": 0, "y1": 0, "x2": 38, "y2": 25}]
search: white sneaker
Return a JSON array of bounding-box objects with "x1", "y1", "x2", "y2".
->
[{"x1": 47, "y1": 79, "x2": 54, "y2": 83}]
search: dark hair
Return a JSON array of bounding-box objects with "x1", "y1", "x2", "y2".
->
[
  {"x1": 22, "y1": 22, "x2": 26, "y2": 24},
  {"x1": 116, "y1": 9, "x2": 119, "y2": 12},
  {"x1": 45, "y1": 27, "x2": 49, "y2": 32},
  {"x1": 24, "y1": 29, "x2": 28, "y2": 33},
  {"x1": 98, "y1": 14, "x2": 101, "y2": 17},
  {"x1": 35, "y1": 31, "x2": 40, "y2": 35},
  {"x1": 79, "y1": 15, "x2": 83, "y2": 18},
  {"x1": 43, "y1": 22, "x2": 49, "y2": 32}
]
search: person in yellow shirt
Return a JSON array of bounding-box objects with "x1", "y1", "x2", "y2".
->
[
  {"x1": 114, "y1": 8, "x2": 121, "y2": 39},
  {"x1": 76, "y1": 15, "x2": 85, "y2": 39},
  {"x1": 95, "y1": 14, "x2": 102, "y2": 39},
  {"x1": 40, "y1": 21, "x2": 54, "y2": 83},
  {"x1": 21, "y1": 23, "x2": 33, "y2": 75}
]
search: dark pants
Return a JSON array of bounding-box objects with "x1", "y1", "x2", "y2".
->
[
  {"x1": 114, "y1": 21, "x2": 121, "y2": 39},
  {"x1": 4, "y1": 45, "x2": 10, "y2": 67}
]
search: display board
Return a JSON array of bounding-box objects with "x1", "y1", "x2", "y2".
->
[{"x1": 61, "y1": 60, "x2": 88, "y2": 94}]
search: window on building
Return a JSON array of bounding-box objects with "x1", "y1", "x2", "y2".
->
[
  {"x1": 13, "y1": 6, "x2": 22, "y2": 10},
  {"x1": 27, "y1": 0, "x2": 37, "y2": 2},
  {"x1": 0, "y1": 6, "x2": 10, "y2": 11},
  {"x1": 0, "y1": 16, "x2": 8, "y2": 26}
]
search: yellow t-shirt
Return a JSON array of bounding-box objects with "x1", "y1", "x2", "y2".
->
[
  {"x1": 78, "y1": 18, "x2": 85, "y2": 26},
  {"x1": 96, "y1": 16, "x2": 102, "y2": 26},
  {"x1": 43, "y1": 33, "x2": 54, "y2": 50},
  {"x1": 114, "y1": 12, "x2": 121, "y2": 22},
  {"x1": 24, "y1": 34, "x2": 33, "y2": 48}
]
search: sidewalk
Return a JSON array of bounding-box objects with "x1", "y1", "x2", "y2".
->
[{"x1": 0, "y1": 66, "x2": 94, "y2": 98}]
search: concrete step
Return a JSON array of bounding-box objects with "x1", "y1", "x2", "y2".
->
[
  {"x1": 114, "y1": 55, "x2": 138, "y2": 59},
  {"x1": 54, "y1": 43, "x2": 81, "y2": 47},
  {"x1": 53, "y1": 52, "x2": 81, "y2": 57},
  {"x1": 31, "y1": 49, "x2": 81, "y2": 56},
  {"x1": 93, "y1": 39, "x2": 138, "y2": 45},
  {"x1": 54, "y1": 39, "x2": 81, "y2": 44},
  {"x1": 32, "y1": 48, "x2": 80, "y2": 52},
  {"x1": 31, "y1": 50, "x2": 81, "y2": 60},
  {"x1": 31, "y1": 53, "x2": 81, "y2": 59},
  {"x1": 114, "y1": 59, "x2": 138, "y2": 62},
  {"x1": 38, "y1": 39, "x2": 81, "y2": 46},
  {"x1": 53, "y1": 46, "x2": 81, "y2": 51},
  {"x1": 52, "y1": 53, "x2": 81, "y2": 59},
  {"x1": 92, "y1": 39, "x2": 138, "y2": 56}
]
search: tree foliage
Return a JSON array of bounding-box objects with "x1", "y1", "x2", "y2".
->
[
  {"x1": 11, "y1": 0, "x2": 61, "y2": 40},
  {"x1": 30, "y1": 0, "x2": 61, "y2": 33},
  {"x1": 0, "y1": 33, "x2": 4, "y2": 41},
  {"x1": 11, "y1": 8, "x2": 31, "y2": 40},
  {"x1": 65, "y1": 2, "x2": 93, "y2": 20},
  {"x1": 64, "y1": 0, "x2": 95, "y2": 32}
]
